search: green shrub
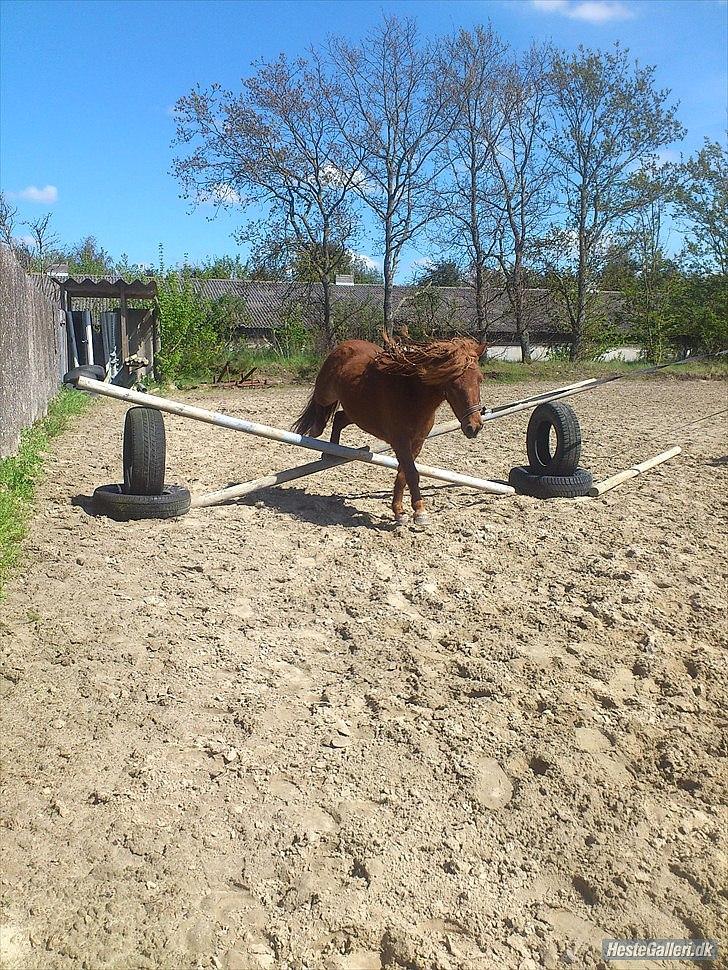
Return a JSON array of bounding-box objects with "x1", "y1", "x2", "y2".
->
[{"x1": 155, "y1": 274, "x2": 222, "y2": 384}]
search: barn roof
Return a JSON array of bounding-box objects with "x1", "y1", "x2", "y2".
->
[
  {"x1": 35, "y1": 273, "x2": 626, "y2": 341},
  {"x1": 61, "y1": 277, "x2": 157, "y2": 300},
  {"x1": 188, "y1": 279, "x2": 626, "y2": 338}
]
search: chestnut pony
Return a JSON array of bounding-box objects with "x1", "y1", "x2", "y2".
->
[{"x1": 292, "y1": 337, "x2": 486, "y2": 524}]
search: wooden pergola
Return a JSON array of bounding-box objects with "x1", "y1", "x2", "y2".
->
[{"x1": 61, "y1": 277, "x2": 158, "y2": 365}]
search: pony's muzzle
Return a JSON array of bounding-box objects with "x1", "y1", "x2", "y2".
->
[{"x1": 463, "y1": 423, "x2": 481, "y2": 439}]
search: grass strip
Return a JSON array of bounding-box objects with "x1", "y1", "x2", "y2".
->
[{"x1": 0, "y1": 388, "x2": 90, "y2": 596}]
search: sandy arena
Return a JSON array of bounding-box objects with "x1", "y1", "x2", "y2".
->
[{"x1": 0, "y1": 378, "x2": 726, "y2": 970}]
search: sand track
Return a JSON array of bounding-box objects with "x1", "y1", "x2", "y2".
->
[{"x1": 1, "y1": 379, "x2": 726, "y2": 970}]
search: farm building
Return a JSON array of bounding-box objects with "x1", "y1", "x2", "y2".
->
[
  {"x1": 37, "y1": 271, "x2": 638, "y2": 368},
  {"x1": 189, "y1": 278, "x2": 636, "y2": 360}
]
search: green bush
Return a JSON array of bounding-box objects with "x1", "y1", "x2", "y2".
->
[{"x1": 155, "y1": 274, "x2": 222, "y2": 384}]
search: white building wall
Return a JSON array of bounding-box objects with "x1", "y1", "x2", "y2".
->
[
  {"x1": 485, "y1": 345, "x2": 555, "y2": 362},
  {"x1": 485, "y1": 344, "x2": 643, "y2": 363}
]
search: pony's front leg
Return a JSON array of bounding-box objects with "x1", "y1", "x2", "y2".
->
[
  {"x1": 392, "y1": 468, "x2": 407, "y2": 524},
  {"x1": 395, "y1": 444, "x2": 428, "y2": 526}
]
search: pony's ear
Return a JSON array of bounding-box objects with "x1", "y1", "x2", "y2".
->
[{"x1": 477, "y1": 342, "x2": 488, "y2": 359}]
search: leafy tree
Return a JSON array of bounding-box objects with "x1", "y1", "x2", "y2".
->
[
  {"x1": 663, "y1": 272, "x2": 728, "y2": 355},
  {"x1": 412, "y1": 258, "x2": 468, "y2": 288},
  {"x1": 291, "y1": 244, "x2": 382, "y2": 283},
  {"x1": 173, "y1": 52, "x2": 362, "y2": 347},
  {"x1": 345, "y1": 253, "x2": 383, "y2": 285},
  {"x1": 154, "y1": 273, "x2": 220, "y2": 383},
  {"x1": 185, "y1": 254, "x2": 250, "y2": 279},
  {"x1": 675, "y1": 138, "x2": 727, "y2": 275},
  {"x1": 544, "y1": 44, "x2": 685, "y2": 359},
  {"x1": 66, "y1": 235, "x2": 114, "y2": 276}
]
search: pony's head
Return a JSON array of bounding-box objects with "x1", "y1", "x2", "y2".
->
[
  {"x1": 377, "y1": 336, "x2": 487, "y2": 438},
  {"x1": 442, "y1": 339, "x2": 486, "y2": 438}
]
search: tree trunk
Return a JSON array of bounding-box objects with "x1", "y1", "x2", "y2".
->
[
  {"x1": 322, "y1": 276, "x2": 334, "y2": 349},
  {"x1": 512, "y1": 256, "x2": 531, "y2": 363},
  {"x1": 571, "y1": 195, "x2": 589, "y2": 361},
  {"x1": 474, "y1": 261, "x2": 486, "y2": 343},
  {"x1": 383, "y1": 239, "x2": 394, "y2": 338}
]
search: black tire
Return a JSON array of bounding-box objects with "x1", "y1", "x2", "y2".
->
[
  {"x1": 526, "y1": 402, "x2": 581, "y2": 476},
  {"x1": 123, "y1": 407, "x2": 166, "y2": 495},
  {"x1": 509, "y1": 465, "x2": 593, "y2": 499},
  {"x1": 93, "y1": 484, "x2": 191, "y2": 520},
  {"x1": 64, "y1": 364, "x2": 106, "y2": 385}
]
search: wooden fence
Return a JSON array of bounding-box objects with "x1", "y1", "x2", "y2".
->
[{"x1": 0, "y1": 246, "x2": 68, "y2": 457}]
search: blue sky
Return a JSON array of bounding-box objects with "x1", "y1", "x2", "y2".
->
[{"x1": 1, "y1": 0, "x2": 726, "y2": 277}]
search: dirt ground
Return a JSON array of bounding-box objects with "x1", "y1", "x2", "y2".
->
[{"x1": 0, "y1": 378, "x2": 726, "y2": 970}]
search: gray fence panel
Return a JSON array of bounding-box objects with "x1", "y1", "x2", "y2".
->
[{"x1": 0, "y1": 247, "x2": 68, "y2": 457}]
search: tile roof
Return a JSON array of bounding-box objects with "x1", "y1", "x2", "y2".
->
[
  {"x1": 189, "y1": 279, "x2": 625, "y2": 340},
  {"x1": 35, "y1": 273, "x2": 626, "y2": 342}
]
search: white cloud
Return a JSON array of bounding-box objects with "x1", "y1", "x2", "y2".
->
[
  {"x1": 531, "y1": 0, "x2": 633, "y2": 23},
  {"x1": 200, "y1": 182, "x2": 242, "y2": 205},
  {"x1": 354, "y1": 253, "x2": 382, "y2": 271},
  {"x1": 10, "y1": 184, "x2": 59, "y2": 204},
  {"x1": 532, "y1": 0, "x2": 570, "y2": 10}
]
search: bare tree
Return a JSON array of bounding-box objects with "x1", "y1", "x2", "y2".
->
[
  {"x1": 0, "y1": 191, "x2": 18, "y2": 249},
  {"x1": 25, "y1": 212, "x2": 59, "y2": 274},
  {"x1": 487, "y1": 44, "x2": 554, "y2": 362},
  {"x1": 545, "y1": 44, "x2": 685, "y2": 359},
  {"x1": 0, "y1": 191, "x2": 31, "y2": 269},
  {"x1": 327, "y1": 15, "x2": 454, "y2": 335},
  {"x1": 433, "y1": 25, "x2": 509, "y2": 343},
  {"x1": 173, "y1": 54, "x2": 363, "y2": 347}
]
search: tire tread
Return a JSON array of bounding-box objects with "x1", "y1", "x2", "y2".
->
[
  {"x1": 93, "y1": 484, "x2": 190, "y2": 520},
  {"x1": 509, "y1": 465, "x2": 593, "y2": 499},
  {"x1": 123, "y1": 407, "x2": 166, "y2": 495},
  {"x1": 526, "y1": 402, "x2": 581, "y2": 476}
]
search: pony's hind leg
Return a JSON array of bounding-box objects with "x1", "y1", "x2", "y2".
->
[{"x1": 330, "y1": 410, "x2": 353, "y2": 445}]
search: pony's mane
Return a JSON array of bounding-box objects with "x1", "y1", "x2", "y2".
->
[{"x1": 375, "y1": 336, "x2": 484, "y2": 386}]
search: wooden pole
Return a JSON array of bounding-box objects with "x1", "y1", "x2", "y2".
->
[
  {"x1": 72, "y1": 376, "x2": 515, "y2": 497},
  {"x1": 587, "y1": 446, "x2": 682, "y2": 497},
  {"x1": 119, "y1": 286, "x2": 129, "y2": 371},
  {"x1": 65, "y1": 309, "x2": 80, "y2": 369},
  {"x1": 191, "y1": 381, "x2": 602, "y2": 506}
]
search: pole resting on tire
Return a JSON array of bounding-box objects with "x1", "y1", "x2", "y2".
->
[
  {"x1": 510, "y1": 401, "x2": 592, "y2": 498},
  {"x1": 526, "y1": 402, "x2": 582, "y2": 476}
]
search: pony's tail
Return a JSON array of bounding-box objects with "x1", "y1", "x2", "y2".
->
[{"x1": 291, "y1": 393, "x2": 338, "y2": 438}]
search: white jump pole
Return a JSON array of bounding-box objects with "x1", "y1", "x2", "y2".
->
[
  {"x1": 72, "y1": 375, "x2": 514, "y2": 497},
  {"x1": 587, "y1": 446, "x2": 682, "y2": 497},
  {"x1": 83, "y1": 310, "x2": 95, "y2": 366},
  {"x1": 193, "y1": 377, "x2": 601, "y2": 506}
]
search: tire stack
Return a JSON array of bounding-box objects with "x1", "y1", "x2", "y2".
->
[
  {"x1": 509, "y1": 402, "x2": 593, "y2": 499},
  {"x1": 93, "y1": 408, "x2": 191, "y2": 519}
]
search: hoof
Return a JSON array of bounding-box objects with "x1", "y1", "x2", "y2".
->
[
  {"x1": 413, "y1": 512, "x2": 430, "y2": 527},
  {"x1": 394, "y1": 513, "x2": 408, "y2": 526}
]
